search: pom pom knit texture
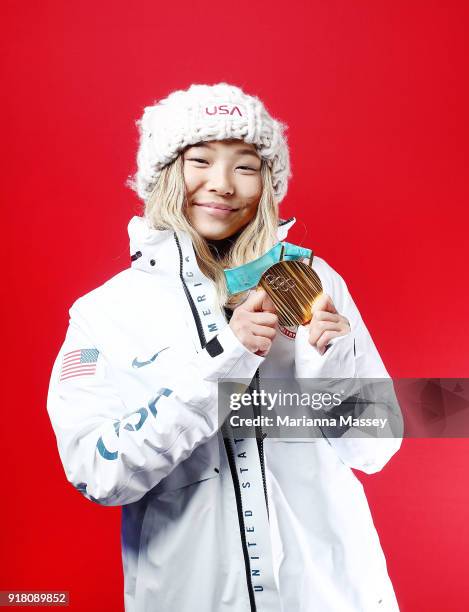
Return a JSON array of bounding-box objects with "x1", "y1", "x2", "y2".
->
[{"x1": 127, "y1": 83, "x2": 292, "y2": 204}]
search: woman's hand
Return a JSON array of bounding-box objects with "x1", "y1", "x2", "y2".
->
[
  {"x1": 307, "y1": 293, "x2": 351, "y2": 355},
  {"x1": 230, "y1": 287, "x2": 278, "y2": 357}
]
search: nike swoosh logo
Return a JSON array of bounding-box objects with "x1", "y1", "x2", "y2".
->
[{"x1": 132, "y1": 346, "x2": 170, "y2": 369}]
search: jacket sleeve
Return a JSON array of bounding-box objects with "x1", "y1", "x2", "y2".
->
[
  {"x1": 47, "y1": 302, "x2": 264, "y2": 506},
  {"x1": 294, "y1": 258, "x2": 403, "y2": 474}
]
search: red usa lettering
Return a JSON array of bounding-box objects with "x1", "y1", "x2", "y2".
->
[{"x1": 205, "y1": 104, "x2": 243, "y2": 116}]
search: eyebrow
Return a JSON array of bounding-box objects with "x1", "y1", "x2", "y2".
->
[{"x1": 187, "y1": 142, "x2": 260, "y2": 159}]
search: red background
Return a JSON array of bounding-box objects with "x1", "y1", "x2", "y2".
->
[{"x1": 2, "y1": 1, "x2": 468, "y2": 610}]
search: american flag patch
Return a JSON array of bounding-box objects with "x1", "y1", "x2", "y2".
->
[{"x1": 60, "y1": 348, "x2": 100, "y2": 382}]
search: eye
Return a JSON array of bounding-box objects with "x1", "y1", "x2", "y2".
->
[
  {"x1": 185, "y1": 158, "x2": 259, "y2": 171},
  {"x1": 186, "y1": 158, "x2": 208, "y2": 164}
]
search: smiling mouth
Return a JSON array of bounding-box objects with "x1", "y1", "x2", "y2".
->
[{"x1": 193, "y1": 202, "x2": 238, "y2": 211}]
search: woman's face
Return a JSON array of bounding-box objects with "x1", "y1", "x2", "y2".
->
[{"x1": 183, "y1": 139, "x2": 263, "y2": 240}]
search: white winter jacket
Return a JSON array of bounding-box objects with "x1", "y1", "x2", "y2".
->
[{"x1": 47, "y1": 215, "x2": 402, "y2": 612}]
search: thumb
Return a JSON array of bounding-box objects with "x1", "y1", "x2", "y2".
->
[
  {"x1": 311, "y1": 293, "x2": 337, "y2": 316},
  {"x1": 242, "y1": 287, "x2": 268, "y2": 312}
]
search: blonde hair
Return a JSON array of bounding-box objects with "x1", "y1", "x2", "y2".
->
[{"x1": 141, "y1": 151, "x2": 279, "y2": 311}]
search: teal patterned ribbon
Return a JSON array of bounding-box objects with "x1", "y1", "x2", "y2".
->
[{"x1": 224, "y1": 241, "x2": 312, "y2": 295}]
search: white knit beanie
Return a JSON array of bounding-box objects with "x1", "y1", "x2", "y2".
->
[{"x1": 126, "y1": 82, "x2": 292, "y2": 204}]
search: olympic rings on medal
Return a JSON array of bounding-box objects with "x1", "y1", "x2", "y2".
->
[{"x1": 264, "y1": 273, "x2": 296, "y2": 292}]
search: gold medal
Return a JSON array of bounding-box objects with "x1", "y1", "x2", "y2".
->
[{"x1": 259, "y1": 247, "x2": 323, "y2": 326}]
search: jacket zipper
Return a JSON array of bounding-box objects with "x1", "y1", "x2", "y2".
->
[
  {"x1": 222, "y1": 424, "x2": 257, "y2": 612},
  {"x1": 252, "y1": 368, "x2": 269, "y2": 518},
  {"x1": 174, "y1": 233, "x2": 256, "y2": 611},
  {"x1": 173, "y1": 233, "x2": 207, "y2": 348}
]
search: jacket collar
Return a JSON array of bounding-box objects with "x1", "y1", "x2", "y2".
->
[{"x1": 128, "y1": 216, "x2": 297, "y2": 278}]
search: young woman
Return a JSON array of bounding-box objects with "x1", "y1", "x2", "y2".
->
[{"x1": 47, "y1": 82, "x2": 402, "y2": 612}]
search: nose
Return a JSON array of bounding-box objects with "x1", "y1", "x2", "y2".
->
[{"x1": 206, "y1": 163, "x2": 234, "y2": 196}]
